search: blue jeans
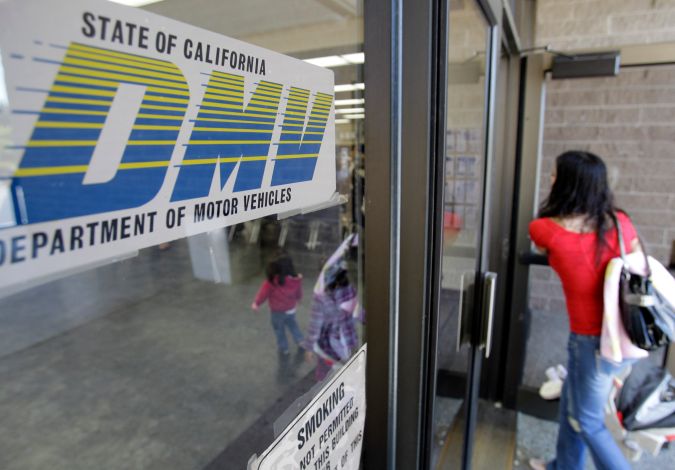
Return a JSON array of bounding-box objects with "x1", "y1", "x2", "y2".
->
[
  {"x1": 270, "y1": 312, "x2": 303, "y2": 353},
  {"x1": 547, "y1": 334, "x2": 631, "y2": 470}
]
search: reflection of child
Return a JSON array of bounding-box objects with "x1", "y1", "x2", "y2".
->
[
  {"x1": 303, "y1": 263, "x2": 358, "y2": 381},
  {"x1": 252, "y1": 255, "x2": 304, "y2": 355}
]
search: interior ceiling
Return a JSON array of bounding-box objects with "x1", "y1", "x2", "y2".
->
[{"x1": 144, "y1": 0, "x2": 359, "y2": 40}]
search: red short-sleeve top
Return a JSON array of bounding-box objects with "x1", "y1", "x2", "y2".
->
[{"x1": 528, "y1": 212, "x2": 637, "y2": 336}]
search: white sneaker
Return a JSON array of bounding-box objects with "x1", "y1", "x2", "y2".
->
[
  {"x1": 545, "y1": 366, "x2": 559, "y2": 382},
  {"x1": 529, "y1": 458, "x2": 547, "y2": 470},
  {"x1": 539, "y1": 378, "x2": 562, "y2": 400}
]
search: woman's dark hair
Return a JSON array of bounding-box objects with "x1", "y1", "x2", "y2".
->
[
  {"x1": 539, "y1": 150, "x2": 617, "y2": 252},
  {"x1": 266, "y1": 254, "x2": 297, "y2": 285}
]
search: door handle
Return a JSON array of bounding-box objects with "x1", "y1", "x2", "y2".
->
[{"x1": 480, "y1": 272, "x2": 497, "y2": 358}]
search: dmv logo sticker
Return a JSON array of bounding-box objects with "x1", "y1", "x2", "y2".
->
[
  {"x1": 13, "y1": 43, "x2": 332, "y2": 224},
  {"x1": 0, "y1": 0, "x2": 336, "y2": 289}
]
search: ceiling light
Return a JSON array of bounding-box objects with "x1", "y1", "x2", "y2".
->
[
  {"x1": 334, "y1": 83, "x2": 365, "y2": 93},
  {"x1": 336, "y1": 107, "x2": 365, "y2": 114},
  {"x1": 342, "y1": 52, "x2": 365, "y2": 64},
  {"x1": 107, "y1": 0, "x2": 165, "y2": 6},
  {"x1": 344, "y1": 114, "x2": 365, "y2": 120},
  {"x1": 305, "y1": 56, "x2": 349, "y2": 68},
  {"x1": 335, "y1": 98, "x2": 365, "y2": 106},
  {"x1": 304, "y1": 53, "x2": 364, "y2": 68}
]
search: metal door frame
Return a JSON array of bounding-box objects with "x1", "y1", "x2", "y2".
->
[{"x1": 363, "y1": 1, "x2": 505, "y2": 468}]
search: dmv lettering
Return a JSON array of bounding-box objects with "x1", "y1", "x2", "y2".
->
[{"x1": 11, "y1": 42, "x2": 332, "y2": 224}]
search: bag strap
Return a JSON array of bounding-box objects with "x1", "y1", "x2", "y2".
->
[
  {"x1": 610, "y1": 212, "x2": 651, "y2": 277},
  {"x1": 611, "y1": 212, "x2": 628, "y2": 262}
]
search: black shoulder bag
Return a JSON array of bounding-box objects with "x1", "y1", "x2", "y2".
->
[{"x1": 612, "y1": 213, "x2": 675, "y2": 350}]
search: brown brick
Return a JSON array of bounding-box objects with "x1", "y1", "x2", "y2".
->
[
  {"x1": 625, "y1": 226, "x2": 667, "y2": 245},
  {"x1": 550, "y1": 108, "x2": 640, "y2": 125},
  {"x1": 537, "y1": 62, "x2": 675, "y2": 304},
  {"x1": 572, "y1": 0, "x2": 656, "y2": 19},
  {"x1": 610, "y1": 159, "x2": 675, "y2": 177},
  {"x1": 631, "y1": 210, "x2": 675, "y2": 228},
  {"x1": 539, "y1": 18, "x2": 611, "y2": 39},
  {"x1": 649, "y1": 141, "x2": 675, "y2": 158},
  {"x1": 563, "y1": 109, "x2": 605, "y2": 125},
  {"x1": 536, "y1": 2, "x2": 577, "y2": 22},
  {"x1": 537, "y1": 1, "x2": 675, "y2": 49},
  {"x1": 640, "y1": 107, "x2": 675, "y2": 123},
  {"x1": 563, "y1": 75, "x2": 632, "y2": 91},
  {"x1": 665, "y1": 229, "x2": 675, "y2": 246},
  {"x1": 598, "y1": 126, "x2": 649, "y2": 141},
  {"x1": 640, "y1": 67, "x2": 675, "y2": 86},
  {"x1": 546, "y1": 109, "x2": 565, "y2": 124},
  {"x1": 613, "y1": 31, "x2": 675, "y2": 47},
  {"x1": 544, "y1": 126, "x2": 602, "y2": 141},
  {"x1": 546, "y1": 79, "x2": 569, "y2": 92},
  {"x1": 614, "y1": 193, "x2": 673, "y2": 212},
  {"x1": 547, "y1": 90, "x2": 608, "y2": 107},
  {"x1": 610, "y1": 11, "x2": 675, "y2": 34},
  {"x1": 612, "y1": 176, "x2": 635, "y2": 192},
  {"x1": 599, "y1": 108, "x2": 641, "y2": 124},
  {"x1": 587, "y1": 142, "x2": 647, "y2": 159},
  {"x1": 631, "y1": 177, "x2": 674, "y2": 193},
  {"x1": 607, "y1": 89, "x2": 675, "y2": 105},
  {"x1": 645, "y1": 246, "x2": 671, "y2": 264},
  {"x1": 542, "y1": 142, "x2": 570, "y2": 158},
  {"x1": 543, "y1": 36, "x2": 611, "y2": 50},
  {"x1": 612, "y1": 68, "x2": 660, "y2": 87},
  {"x1": 647, "y1": 126, "x2": 675, "y2": 140}
]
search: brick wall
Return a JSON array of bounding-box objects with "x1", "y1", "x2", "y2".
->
[
  {"x1": 536, "y1": 0, "x2": 675, "y2": 50},
  {"x1": 529, "y1": 65, "x2": 675, "y2": 313}
]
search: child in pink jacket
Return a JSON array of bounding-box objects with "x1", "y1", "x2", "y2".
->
[{"x1": 252, "y1": 254, "x2": 304, "y2": 355}]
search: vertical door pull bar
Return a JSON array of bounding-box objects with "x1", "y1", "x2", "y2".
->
[{"x1": 481, "y1": 272, "x2": 497, "y2": 358}]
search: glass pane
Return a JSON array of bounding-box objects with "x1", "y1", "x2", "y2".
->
[
  {"x1": 0, "y1": 1, "x2": 365, "y2": 468},
  {"x1": 432, "y1": 0, "x2": 490, "y2": 468}
]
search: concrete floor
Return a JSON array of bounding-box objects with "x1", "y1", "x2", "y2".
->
[
  {"x1": 432, "y1": 396, "x2": 675, "y2": 469},
  {"x1": 0, "y1": 238, "x2": 332, "y2": 470},
  {"x1": 515, "y1": 412, "x2": 675, "y2": 470},
  {"x1": 523, "y1": 308, "x2": 665, "y2": 390},
  {"x1": 3, "y1": 228, "x2": 670, "y2": 469}
]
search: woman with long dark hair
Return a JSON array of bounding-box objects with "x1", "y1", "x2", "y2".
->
[{"x1": 528, "y1": 151, "x2": 639, "y2": 470}]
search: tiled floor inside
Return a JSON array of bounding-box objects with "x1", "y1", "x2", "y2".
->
[
  {"x1": 2, "y1": 234, "x2": 673, "y2": 470},
  {"x1": 515, "y1": 412, "x2": 675, "y2": 470},
  {"x1": 0, "y1": 238, "x2": 333, "y2": 470}
]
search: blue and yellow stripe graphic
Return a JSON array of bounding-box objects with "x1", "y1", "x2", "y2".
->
[
  {"x1": 271, "y1": 88, "x2": 332, "y2": 186},
  {"x1": 170, "y1": 72, "x2": 282, "y2": 200},
  {"x1": 12, "y1": 42, "x2": 188, "y2": 223}
]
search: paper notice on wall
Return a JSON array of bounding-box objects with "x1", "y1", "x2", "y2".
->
[{"x1": 251, "y1": 345, "x2": 366, "y2": 470}]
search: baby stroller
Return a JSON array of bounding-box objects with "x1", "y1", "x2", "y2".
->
[{"x1": 605, "y1": 360, "x2": 675, "y2": 461}]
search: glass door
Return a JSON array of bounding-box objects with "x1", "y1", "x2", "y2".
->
[
  {"x1": 429, "y1": 1, "x2": 500, "y2": 468},
  {"x1": 0, "y1": 1, "x2": 369, "y2": 468}
]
